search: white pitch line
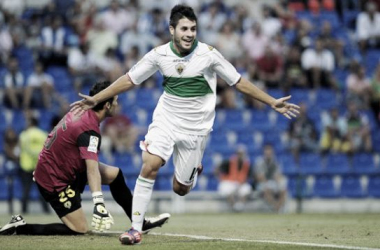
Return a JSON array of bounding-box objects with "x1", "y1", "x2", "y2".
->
[{"x1": 96, "y1": 231, "x2": 380, "y2": 250}]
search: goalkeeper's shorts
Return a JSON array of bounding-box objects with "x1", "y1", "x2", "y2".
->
[{"x1": 36, "y1": 172, "x2": 87, "y2": 218}]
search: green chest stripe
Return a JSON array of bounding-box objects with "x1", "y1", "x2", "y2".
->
[{"x1": 163, "y1": 76, "x2": 213, "y2": 97}]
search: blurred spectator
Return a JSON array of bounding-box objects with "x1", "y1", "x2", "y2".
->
[
  {"x1": 242, "y1": 23, "x2": 269, "y2": 61},
  {"x1": 256, "y1": 45, "x2": 283, "y2": 88},
  {"x1": 101, "y1": 105, "x2": 139, "y2": 155},
  {"x1": 301, "y1": 38, "x2": 338, "y2": 89},
  {"x1": 215, "y1": 145, "x2": 253, "y2": 212},
  {"x1": 371, "y1": 63, "x2": 380, "y2": 123},
  {"x1": 86, "y1": 16, "x2": 118, "y2": 59},
  {"x1": 119, "y1": 21, "x2": 161, "y2": 57},
  {"x1": 3, "y1": 127, "x2": 20, "y2": 214},
  {"x1": 254, "y1": 144, "x2": 287, "y2": 213},
  {"x1": 137, "y1": 8, "x2": 168, "y2": 41},
  {"x1": 345, "y1": 102, "x2": 372, "y2": 153},
  {"x1": 356, "y1": 2, "x2": 380, "y2": 53},
  {"x1": 320, "y1": 107, "x2": 351, "y2": 154},
  {"x1": 97, "y1": 48, "x2": 124, "y2": 82},
  {"x1": 283, "y1": 46, "x2": 307, "y2": 92},
  {"x1": 0, "y1": 21, "x2": 13, "y2": 65},
  {"x1": 292, "y1": 20, "x2": 313, "y2": 52},
  {"x1": 0, "y1": 0, "x2": 25, "y2": 17},
  {"x1": 18, "y1": 117, "x2": 50, "y2": 214},
  {"x1": 2, "y1": 56, "x2": 25, "y2": 109},
  {"x1": 318, "y1": 21, "x2": 349, "y2": 69},
  {"x1": 24, "y1": 62, "x2": 54, "y2": 109},
  {"x1": 230, "y1": 3, "x2": 252, "y2": 34},
  {"x1": 39, "y1": 16, "x2": 68, "y2": 68},
  {"x1": 346, "y1": 64, "x2": 372, "y2": 110},
  {"x1": 101, "y1": 0, "x2": 134, "y2": 35},
  {"x1": 215, "y1": 21, "x2": 243, "y2": 62},
  {"x1": 198, "y1": 2, "x2": 227, "y2": 45},
  {"x1": 123, "y1": 45, "x2": 141, "y2": 72},
  {"x1": 67, "y1": 42, "x2": 103, "y2": 91},
  {"x1": 288, "y1": 103, "x2": 319, "y2": 160},
  {"x1": 261, "y1": 5, "x2": 282, "y2": 38},
  {"x1": 24, "y1": 13, "x2": 42, "y2": 51},
  {"x1": 273, "y1": 0, "x2": 297, "y2": 30}
]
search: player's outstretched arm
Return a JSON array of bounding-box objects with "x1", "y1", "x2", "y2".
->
[
  {"x1": 70, "y1": 74, "x2": 135, "y2": 115},
  {"x1": 235, "y1": 77, "x2": 300, "y2": 119}
]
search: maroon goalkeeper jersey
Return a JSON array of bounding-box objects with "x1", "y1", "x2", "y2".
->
[{"x1": 34, "y1": 110, "x2": 101, "y2": 193}]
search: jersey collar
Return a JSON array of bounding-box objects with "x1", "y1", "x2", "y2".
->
[{"x1": 170, "y1": 39, "x2": 198, "y2": 57}]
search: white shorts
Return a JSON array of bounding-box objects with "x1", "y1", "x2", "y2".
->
[
  {"x1": 218, "y1": 181, "x2": 252, "y2": 198},
  {"x1": 140, "y1": 124, "x2": 209, "y2": 186}
]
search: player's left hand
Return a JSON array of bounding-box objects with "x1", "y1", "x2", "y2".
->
[
  {"x1": 271, "y1": 95, "x2": 300, "y2": 119},
  {"x1": 92, "y1": 203, "x2": 114, "y2": 231},
  {"x1": 70, "y1": 93, "x2": 98, "y2": 116}
]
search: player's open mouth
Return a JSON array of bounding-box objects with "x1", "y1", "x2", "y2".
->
[{"x1": 182, "y1": 39, "x2": 193, "y2": 46}]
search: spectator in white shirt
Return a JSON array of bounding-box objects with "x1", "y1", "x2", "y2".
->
[
  {"x1": 67, "y1": 42, "x2": 103, "y2": 91},
  {"x1": 198, "y1": 2, "x2": 227, "y2": 45},
  {"x1": 101, "y1": 0, "x2": 135, "y2": 35},
  {"x1": 261, "y1": 5, "x2": 282, "y2": 38},
  {"x1": 301, "y1": 38, "x2": 337, "y2": 89},
  {"x1": 24, "y1": 62, "x2": 54, "y2": 109},
  {"x1": 242, "y1": 23, "x2": 269, "y2": 61},
  {"x1": 356, "y1": 2, "x2": 380, "y2": 53}
]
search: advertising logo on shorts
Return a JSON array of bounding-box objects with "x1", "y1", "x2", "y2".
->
[{"x1": 88, "y1": 136, "x2": 99, "y2": 153}]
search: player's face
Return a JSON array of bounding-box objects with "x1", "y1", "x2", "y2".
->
[
  {"x1": 106, "y1": 95, "x2": 119, "y2": 117},
  {"x1": 171, "y1": 18, "x2": 197, "y2": 54}
]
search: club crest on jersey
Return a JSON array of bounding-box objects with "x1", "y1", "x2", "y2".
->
[
  {"x1": 175, "y1": 63, "x2": 185, "y2": 74},
  {"x1": 88, "y1": 136, "x2": 99, "y2": 153}
]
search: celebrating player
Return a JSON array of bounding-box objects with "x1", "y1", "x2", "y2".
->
[
  {"x1": 0, "y1": 81, "x2": 170, "y2": 236},
  {"x1": 70, "y1": 5, "x2": 300, "y2": 245}
]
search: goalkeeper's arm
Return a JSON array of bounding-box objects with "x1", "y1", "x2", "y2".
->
[{"x1": 86, "y1": 159, "x2": 114, "y2": 231}]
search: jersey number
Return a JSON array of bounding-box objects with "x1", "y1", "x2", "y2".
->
[
  {"x1": 58, "y1": 186, "x2": 76, "y2": 203},
  {"x1": 45, "y1": 117, "x2": 67, "y2": 150}
]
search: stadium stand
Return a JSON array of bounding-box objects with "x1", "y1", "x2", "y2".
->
[{"x1": 0, "y1": 0, "x2": 379, "y2": 213}]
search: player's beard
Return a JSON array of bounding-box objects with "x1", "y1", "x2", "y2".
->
[{"x1": 173, "y1": 34, "x2": 193, "y2": 56}]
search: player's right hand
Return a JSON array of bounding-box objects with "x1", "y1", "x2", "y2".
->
[
  {"x1": 92, "y1": 203, "x2": 114, "y2": 231},
  {"x1": 70, "y1": 93, "x2": 97, "y2": 116}
]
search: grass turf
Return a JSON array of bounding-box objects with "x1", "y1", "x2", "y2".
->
[{"x1": 1, "y1": 213, "x2": 380, "y2": 250}]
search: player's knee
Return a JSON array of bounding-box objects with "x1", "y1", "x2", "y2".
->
[
  {"x1": 173, "y1": 181, "x2": 190, "y2": 196},
  {"x1": 173, "y1": 186, "x2": 189, "y2": 196},
  {"x1": 69, "y1": 223, "x2": 88, "y2": 234}
]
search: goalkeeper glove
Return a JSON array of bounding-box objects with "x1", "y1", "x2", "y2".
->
[{"x1": 91, "y1": 192, "x2": 114, "y2": 231}]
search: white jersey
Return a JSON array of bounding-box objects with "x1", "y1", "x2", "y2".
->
[{"x1": 128, "y1": 40, "x2": 241, "y2": 135}]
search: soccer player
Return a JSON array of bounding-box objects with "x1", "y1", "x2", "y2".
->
[
  {"x1": 70, "y1": 5, "x2": 300, "y2": 245},
  {"x1": 0, "y1": 81, "x2": 170, "y2": 236}
]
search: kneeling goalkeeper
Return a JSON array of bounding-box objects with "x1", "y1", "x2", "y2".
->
[{"x1": 0, "y1": 81, "x2": 170, "y2": 235}]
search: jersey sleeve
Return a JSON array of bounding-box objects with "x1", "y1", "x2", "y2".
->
[
  {"x1": 76, "y1": 130, "x2": 101, "y2": 161},
  {"x1": 210, "y1": 49, "x2": 241, "y2": 86},
  {"x1": 128, "y1": 49, "x2": 159, "y2": 85}
]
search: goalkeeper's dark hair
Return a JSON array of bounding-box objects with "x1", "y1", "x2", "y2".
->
[
  {"x1": 169, "y1": 4, "x2": 197, "y2": 28},
  {"x1": 89, "y1": 81, "x2": 114, "y2": 112}
]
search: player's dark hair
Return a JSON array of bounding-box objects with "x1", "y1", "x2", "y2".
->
[
  {"x1": 169, "y1": 4, "x2": 197, "y2": 28},
  {"x1": 90, "y1": 81, "x2": 114, "y2": 112}
]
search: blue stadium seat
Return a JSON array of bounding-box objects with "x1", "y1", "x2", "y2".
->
[
  {"x1": 134, "y1": 88, "x2": 159, "y2": 110},
  {"x1": 367, "y1": 175, "x2": 380, "y2": 198},
  {"x1": 206, "y1": 175, "x2": 219, "y2": 191},
  {"x1": 299, "y1": 153, "x2": 323, "y2": 175},
  {"x1": 0, "y1": 177, "x2": 8, "y2": 199},
  {"x1": 250, "y1": 110, "x2": 271, "y2": 131},
  {"x1": 114, "y1": 153, "x2": 135, "y2": 172},
  {"x1": 352, "y1": 153, "x2": 376, "y2": 174},
  {"x1": 12, "y1": 111, "x2": 26, "y2": 133},
  {"x1": 313, "y1": 175, "x2": 339, "y2": 198},
  {"x1": 289, "y1": 89, "x2": 312, "y2": 105},
  {"x1": 315, "y1": 88, "x2": 339, "y2": 110},
  {"x1": 236, "y1": 131, "x2": 261, "y2": 154},
  {"x1": 262, "y1": 130, "x2": 285, "y2": 153},
  {"x1": 372, "y1": 131, "x2": 380, "y2": 152},
  {"x1": 324, "y1": 154, "x2": 351, "y2": 174},
  {"x1": 224, "y1": 109, "x2": 249, "y2": 131},
  {"x1": 287, "y1": 175, "x2": 310, "y2": 198},
  {"x1": 319, "y1": 11, "x2": 341, "y2": 29},
  {"x1": 278, "y1": 154, "x2": 299, "y2": 175},
  {"x1": 340, "y1": 175, "x2": 366, "y2": 198}
]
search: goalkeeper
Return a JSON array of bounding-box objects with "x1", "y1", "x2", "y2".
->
[{"x1": 0, "y1": 81, "x2": 170, "y2": 236}]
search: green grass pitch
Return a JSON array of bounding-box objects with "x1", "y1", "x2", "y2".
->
[{"x1": 1, "y1": 213, "x2": 380, "y2": 250}]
